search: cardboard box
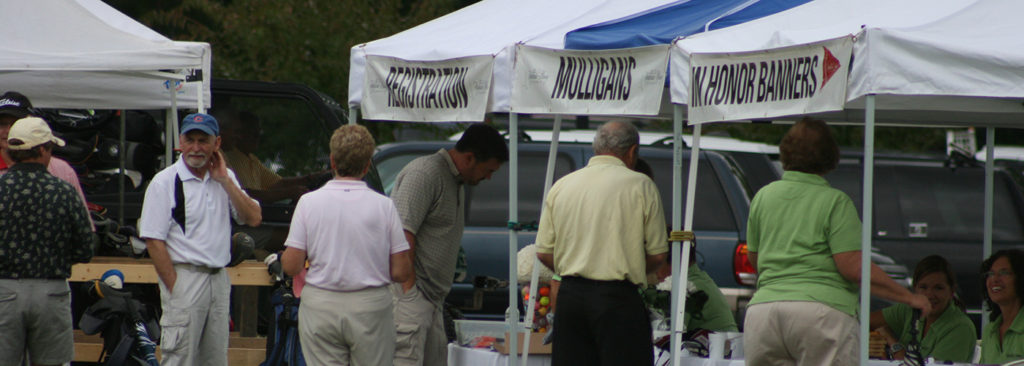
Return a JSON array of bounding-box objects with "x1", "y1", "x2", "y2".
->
[{"x1": 494, "y1": 332, "x2": 552, "y2": 355}]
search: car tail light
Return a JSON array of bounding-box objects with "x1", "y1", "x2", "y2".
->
[{"x1": 733, "y1": 242, "x2": 757, "y2": 286}]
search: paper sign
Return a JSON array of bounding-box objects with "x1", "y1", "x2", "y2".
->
[
  {"x1": 363, "y1": 55, "x2": 493, "y2": 122},
  {"x1": 512, "y1": 44, "x2": 668, "y2": 116},
  {"x1": 687, "y1": 36, "x2": 852, "y2": 124}
]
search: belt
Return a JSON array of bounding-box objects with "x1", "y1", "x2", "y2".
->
[
  {"x1": 561, "y1": 276, "x2": 637, "y2": 288},
  {"x1": 174, "y1": 263, "x2": 222, "y2": 274}
]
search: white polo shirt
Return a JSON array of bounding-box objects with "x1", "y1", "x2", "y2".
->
[
  {"x1": 285, "y1": 179, "x2": 409, "y2": 292},
  {"x1": 139, "y1": 158, "x2": 255, "y2": 268}
]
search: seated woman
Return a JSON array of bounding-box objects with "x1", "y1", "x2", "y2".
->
[
  {"x1": 869, "y1": 255, "x2": 975, "y2": 362},
  {"x1": 980, "y1": 249, "x2": 1024, "y2": 364}
]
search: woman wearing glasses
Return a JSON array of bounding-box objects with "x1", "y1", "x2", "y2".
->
[
  {"x1": 869, "y1": 255, "x2": 976, "y2": 362},
  {"x1": 980, "y1": 249, "x2": 1024, "y2": 364}
]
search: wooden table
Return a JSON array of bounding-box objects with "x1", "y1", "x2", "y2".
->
[{"x1": 70, "y1": 256, "x2": 274, "y2": 364}]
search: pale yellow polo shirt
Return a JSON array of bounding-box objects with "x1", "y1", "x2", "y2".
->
[{"x1": 536, "y1": 155, "x2": 668, "y2": 286}]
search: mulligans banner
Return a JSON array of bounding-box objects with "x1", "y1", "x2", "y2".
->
[
  {"x1": 511, "y1": 44, "x2": 669, "y2": 115},
  {"x1": 363, "y1": 55, "x2": 493, "y2": 122},
  {"x1": 687, "y1": 36, "x2": 853, "y2": 124}
]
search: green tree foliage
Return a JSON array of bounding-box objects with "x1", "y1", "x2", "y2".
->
[{"x1": 104, "y1": 0, "x2": 475, "y2": 142}]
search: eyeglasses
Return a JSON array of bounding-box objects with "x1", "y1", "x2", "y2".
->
[{"x1": 983, "y1": 269, "x2": 1015, "y2": 279}]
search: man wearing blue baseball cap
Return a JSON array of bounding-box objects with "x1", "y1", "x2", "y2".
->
[{"x1": 138, "y1": 113, "x2": 262, "y2": 365}]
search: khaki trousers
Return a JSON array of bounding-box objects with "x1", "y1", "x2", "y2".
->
[
  {"x1": 391, "y1": 284, "x2": 447, "y2": 366},
  {"x1": 158, "y1": 264, "x2": 230, "y2": 366},
  {"x1": 298, "y1": 285, "x2": 394, "y2": 366},
  {"x1": 744, "y1": 301, "x2": 860, "y2": 366}
]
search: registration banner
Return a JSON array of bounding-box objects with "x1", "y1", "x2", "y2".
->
[
  {"x1": 511, "y1": 44, "x2": 668, "y2": 116},
  {"x1": 687, "y1": 36, "x2": 852, "y2": 124},
  {"x1": 363, "y1": 55, "x2": 493, "y2": 122}
]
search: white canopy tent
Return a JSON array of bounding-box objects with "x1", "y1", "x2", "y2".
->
[
  {"x1": 0, "y1": 0, "x2": 211, "y2": 110},
  {"x1": 348, "y1": 0, "x2": 681, "y2": 120},
  {"x1": 669, "y1": 0, "x2": 1024, "y2": 365},
  {"x1": 1, "y1": 0, "x2": 212, "y2": 223}
]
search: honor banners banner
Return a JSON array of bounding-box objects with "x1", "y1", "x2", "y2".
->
[
  {"x1": 363, "y1": 55, "x2": 493, "y2": 122},
  {"x1": 511, "y1": 44, "x2": 669, "y2": 116},
  {"x1": 687, "y1": 36, "x2": 852, "y2": 124}
]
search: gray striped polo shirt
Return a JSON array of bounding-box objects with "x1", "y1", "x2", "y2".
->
[{"x1": 390, "y1": 149, "x2": 465, "y2": 304}]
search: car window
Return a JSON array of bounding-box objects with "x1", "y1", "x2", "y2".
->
[
  {"x1": 378, "y1": 153, "x2": 421, "y2": 195},
  {"x1": 827, "y1": 164, "x2": 1024, "y2": 241},
  {"x1": 216, "y1": 96, "x2": 331, "y2": 178},
  {"x1": 466, "y1": 152, "x2": 576, "y2": 227},
  {"x1": 645, "y1": 156, "x2": 739, "y2": 232}
]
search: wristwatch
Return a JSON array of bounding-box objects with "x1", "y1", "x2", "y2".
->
[{"x1": 886, "y1": 342, "x2": 905, "y2": 359}]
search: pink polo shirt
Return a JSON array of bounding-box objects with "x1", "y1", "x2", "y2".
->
[{"x1": 285, "y1": 179, "x2": 409, "y2": 292}]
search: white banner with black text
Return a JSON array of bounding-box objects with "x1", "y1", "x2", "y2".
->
[
  {"x1": 363, "y1": 55, "x2": 493, "y2": 122},
  {"x1": 511, "y1": 44, "x2": 669, "y2": 116},
  {"x1": 687, "y1": 36, "x2": 852, "y2": 124}
]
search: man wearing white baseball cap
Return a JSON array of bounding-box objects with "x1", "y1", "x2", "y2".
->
[
  {"x1": 0, "y1": 116, "x2": 94, "y2": 366},
  {"x1": 0, "y1": 91, "x2": 90, "y2": 226}
]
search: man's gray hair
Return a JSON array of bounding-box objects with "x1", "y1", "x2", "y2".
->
[{"x1": 593, "y1": 121, "x2": 640, "y2": 156}]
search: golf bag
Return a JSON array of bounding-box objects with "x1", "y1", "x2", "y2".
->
[
  {"x1": 261, "y1": 256, "x2": 305, "y2": 366},
  {"x1": 79, "y1": 280, "x2": 160, "y2": 366}
]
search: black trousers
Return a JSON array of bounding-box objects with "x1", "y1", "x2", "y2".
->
[{"x1": 552, "y1": 276, "x2": 653, "y2": 366}]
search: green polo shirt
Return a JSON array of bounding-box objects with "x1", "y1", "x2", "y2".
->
[
  {"x1": 981, "y1": 312, "x2": 1024, "y2": 364},
  {"x1": 882, "y1": 302, "x2": 976, "y2": 362},
  {"x1": 684, "y1": 266, "x2": 739, "y2": 332},
  {"x1": 746, "y1": 171, "x2": 862, "y2": 317}
]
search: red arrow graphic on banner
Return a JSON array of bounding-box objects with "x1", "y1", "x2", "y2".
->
[{"x1": 822, "y1": 46, "x2": 841, "y2": 88}]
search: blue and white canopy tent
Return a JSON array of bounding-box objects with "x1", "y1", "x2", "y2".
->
[
  {"x1": 670, "y1": 0, "x2": 1024, "y2": 365},
  {"x1": 563, "y1": 0, "x2": 810, "y2": 50},
  {"x1": 348, "y1": 1, "x2": 685, "y2": 363},
  {"x1": 349, "y1": 0, "x2": 818, "y2": 364}
]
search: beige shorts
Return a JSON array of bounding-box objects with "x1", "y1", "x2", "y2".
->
[{"x1": 744, "y1": 301, "x2": 860, "y2": 366}]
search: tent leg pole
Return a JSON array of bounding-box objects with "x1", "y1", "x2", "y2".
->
[
  {"x1": 859, "y1": 95, "x2": 876, "y2": 366},
  {"x1": 521, "y1": 115, "x2": 563, "y2": 366},
  {"x1": 671, "y1": 104, "x2": 696, "y2": 366},
  {"x1": 119, "y1": 111, "x2": 126, "y2": 227},
  {"x1": 507, "y1": 113, "x2": 520, "y2": 366},
  {"x1": 670, "y1": 105, "x2": 683, "y2": 366},
  {"x1": 983, "y1": 127, "x2": 995, "y2": 330},
  {"x1": 197, "y1": 79, "x2": 205, "y2": 113},
  {"x1": 166, "y1": 83, "x2": 180, "y2": 167},
  {"x1": 349, "y1": 107, "x2": 358, "y2": 125}
]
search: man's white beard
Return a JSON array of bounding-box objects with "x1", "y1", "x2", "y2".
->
[{"x1": 185, "y1": 154, "x2": 208, "y2": 169}]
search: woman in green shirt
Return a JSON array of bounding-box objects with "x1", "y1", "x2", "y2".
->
[
  {"x1": 869, "y1": 255, "x2": 976, "y2": 362},
  {"x1": 979, "y1": 249, "x2": 1024, "y2": 364}
]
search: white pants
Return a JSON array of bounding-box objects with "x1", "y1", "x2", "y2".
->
[
  {"x1": 158, "y1": 264, "x2": 230, "y2": 366},
  {"x1": 299, "y1": 285, "x2": 394, "y2": 366},
  {"x1": 744, "y1": 301, "x2": 860, "y2": 366}
]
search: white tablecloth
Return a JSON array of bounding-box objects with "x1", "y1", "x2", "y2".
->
[
  {"x1": 448, "y1": 344, "x2": 552, "y2": 366},
  {"x1": 661, "y1": 355, "x2": 912, "y2": 366},
  {"x1": 449, "y1": 344, "x2": 912, "y2": 366}
]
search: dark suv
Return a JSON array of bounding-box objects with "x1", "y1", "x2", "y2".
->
[
  {"x1": 374, "y1": 139, "x2": 759, "y2": 320},
  {"x1": 819, "y1": 149, "x2": 1024, "y2": 332},
  {"x1": 824, "y1": 152, "x2": 1024, "y2": 327}
]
